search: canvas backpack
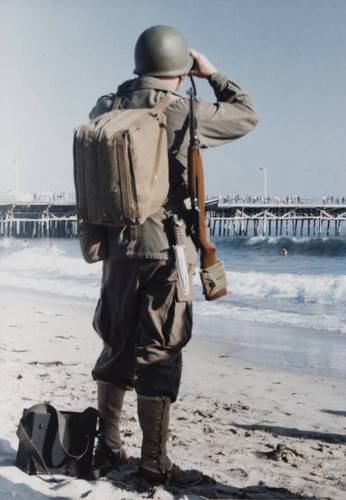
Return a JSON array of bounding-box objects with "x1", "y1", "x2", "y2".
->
[{"x1": 73, "y1": 94, "x2": 178, "y2": 227}]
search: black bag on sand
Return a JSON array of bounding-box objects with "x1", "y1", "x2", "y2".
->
[{"x1": 16, "y1": 404, "x2": 100, "y2": 479}]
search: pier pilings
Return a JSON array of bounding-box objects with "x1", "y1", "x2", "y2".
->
[
  {"x1": 207, "y1": 203, "x2": 346, "y2": 237},
  {"x1": 0, "y1": 203, "x2": 77, "y2": 238}
]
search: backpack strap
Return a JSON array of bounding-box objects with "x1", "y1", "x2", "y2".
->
[
  {"x1": 112, "y1": 92, "x2": 180, "y2": 112},
  {"x1": 126, "y1": 226, "x2": 137, "y2": 256},
  {"x1": 112, "y1": 96, "x2": 123, "y2": 110},
  {"x1": 113, "y1": 92, "x2": 179, "y2": 256},
  {"x1": 150, "y1": 93, "x2": 180, "y2": 112}
]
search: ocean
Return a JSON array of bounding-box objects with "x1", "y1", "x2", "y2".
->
[{"x1": 1, "y1": 235, "x2": 345, "y2": 379}]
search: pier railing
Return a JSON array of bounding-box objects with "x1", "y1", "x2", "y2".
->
[{"x1": 1, "y1": 200, "x2": 346, "y2": 238}]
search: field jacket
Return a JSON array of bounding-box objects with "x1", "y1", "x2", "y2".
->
[{"x1": 89, "y1": 72, "x2": 258, "y2": 263}]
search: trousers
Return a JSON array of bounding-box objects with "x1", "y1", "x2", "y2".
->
[{"x1": 92, "y1": 258, "x2": 194, "y2": 401}]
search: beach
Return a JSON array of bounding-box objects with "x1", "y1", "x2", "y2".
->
[{"x1": 1, "y1": 288, "x2": 345, "y2": 499}]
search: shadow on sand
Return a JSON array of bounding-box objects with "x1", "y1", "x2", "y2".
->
[
  {"x1": 0, "y1": 440, "x2": 317, "y2": 499},
  {"x1": 106, "y1": 458, "x2": 317, "y2": 500},
  {"x1": 233, "y1": 423, "x2": 346, "y2": 445},
  {"x1": 320, "y1": 409, "x2": 346, "y2": 417}
]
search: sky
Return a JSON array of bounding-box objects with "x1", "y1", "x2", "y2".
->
[{"x1": 1, "y1": 0, "x2": 346, "y2": 200}]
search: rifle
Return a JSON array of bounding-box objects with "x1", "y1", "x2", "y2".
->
[{"x1": 187, "y1": 78, "x2": 227, "y2": 301}]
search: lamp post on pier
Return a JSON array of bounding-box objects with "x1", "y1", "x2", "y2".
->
[
  {"x1": 13, "y1": 160, "x2": 18, "y2": 201},
  {"x1": 260, "y1": 166, "x2": 267, "y2": 203}
]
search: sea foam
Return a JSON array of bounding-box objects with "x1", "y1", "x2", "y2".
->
[{"x1": 226, "y1": 270, "x2": 346, "y2": 305}]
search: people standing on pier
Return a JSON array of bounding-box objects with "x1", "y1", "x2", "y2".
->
[{"x1": 82, "y1": 25, "x2": 257, "y2": 486}]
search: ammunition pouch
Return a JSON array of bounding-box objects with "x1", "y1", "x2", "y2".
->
[{"x1": 199, "y1": 260, "x2": 227, "y2": 301}]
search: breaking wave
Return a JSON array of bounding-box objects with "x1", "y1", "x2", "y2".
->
[
  {"x1": 213, "y1": 235, "x2": 346, "y2": 257},
  {"x1": 225, "y1": 270, "x2": 346, "y2": 305}
]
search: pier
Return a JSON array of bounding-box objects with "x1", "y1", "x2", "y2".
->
[
  {"x1": 1, "y1": 200, "x2": 346, "y2": 238},
  {"x1": 0, "y1": 202, "x2": 77, "y2": 238},
  {"x1": 206, "y1": 201, "x2": 346, "y2": 237}
]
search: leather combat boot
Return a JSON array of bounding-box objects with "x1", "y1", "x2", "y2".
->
[
  {"x1": 94, "y1": 382, "x2": 129, "y2": 473},
  {"x1": 137, "y1": 395, "x2": 203, "y2": 487}
]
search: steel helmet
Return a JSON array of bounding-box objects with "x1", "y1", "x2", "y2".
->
[{"x1": 134, "y1": 25, "x2": 194, "y2": 77}]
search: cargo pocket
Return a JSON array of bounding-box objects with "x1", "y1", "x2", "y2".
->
[{"x1": 163, "y1": 263, "x2": 194, "y2": 350}]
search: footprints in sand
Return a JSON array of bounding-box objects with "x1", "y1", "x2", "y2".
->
[
  {"x1": 255, "y1": 443, "x2": 307, "y2": 461},
  {"x1": 0, "y1": 347, "x2": 28, "y2": 353},
  {"x1": 28, "y1": 360, "x2": 67, "y2": 366}
]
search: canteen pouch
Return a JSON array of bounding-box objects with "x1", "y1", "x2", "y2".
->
[
  {"x1": 199, "y1": 260, "x2": 227, "y2": 301},
  {"x1": 16, "y1": 404, "x2": 100, "y2": 478},
  {"x1": 78, "y1": 221, "x2": 108, "y2": 263}
]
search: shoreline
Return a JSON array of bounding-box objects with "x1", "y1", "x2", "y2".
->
[
  {"x1": 3, "y1": 283, "x2": 346, "y2": 378},
  {"x1": 193, "y1": 313, "x2": 346, "y2": 380},
  {"x1": 0, "y1": 287, "x2": 346, "y2": 498}
]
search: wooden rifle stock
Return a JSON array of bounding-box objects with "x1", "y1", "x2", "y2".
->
[
  {"x1": 188, "y1": 146, "x2": 217, "y2": 268},
  {"x1": 187, "y1": 81, "x2": 227, "y2": 300}
]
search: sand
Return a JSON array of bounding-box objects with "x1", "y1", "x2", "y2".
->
[{"x1": 0, "y1": 288, "x2": 345, "y2": 499}]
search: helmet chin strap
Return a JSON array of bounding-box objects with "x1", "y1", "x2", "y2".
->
[
  {"x1": 176, "y1": 74, "x2": 186, "y2": 90},
  {"x1": 174, "y1": 72, "x2": 195, "y2": 92}
]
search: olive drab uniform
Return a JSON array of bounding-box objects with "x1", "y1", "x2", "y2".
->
[
  {"x1": 90, "y1": 73, "x2": 258, "y2": 400},
  {"x1": 83, "y1": 25, "x2": 258, "y2": 486}
]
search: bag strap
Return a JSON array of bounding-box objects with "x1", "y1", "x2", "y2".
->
[
  {"x1": 17, "y1": 404, "x2": 100, "y2": 478},
  {"x1": 17, "y1": 417, "x2": 53, "y2": 478}
]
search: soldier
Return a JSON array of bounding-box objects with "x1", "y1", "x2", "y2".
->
[{"x1": 88, "y1": 25, "x2": 257, "y2": 487}]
